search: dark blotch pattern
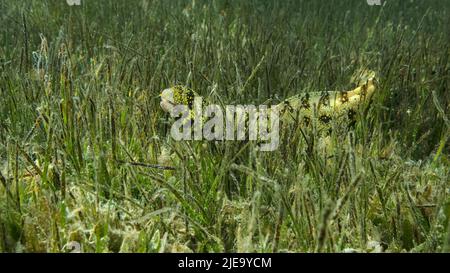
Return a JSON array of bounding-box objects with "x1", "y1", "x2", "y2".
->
[
  {"x1": 340, "y1": 91, "x2": 349, "y2": 104},
  {"x1": 319, "y1": 92, "x2": 330, "y2": 107},
  {"x1": 301, "y1": 94, "x2": 310, "y2": 109},
  {"x1": 319, "y1": 114, "x2": 332, "y2": 124}
]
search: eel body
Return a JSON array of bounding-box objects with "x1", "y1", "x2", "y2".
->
[{"x1": 160, "y1": 71, "x2": 377, "y2": 137}]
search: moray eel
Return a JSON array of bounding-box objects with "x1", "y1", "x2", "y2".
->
[{"x1": 160, "y1": 70, "x2": 377, "y2": 139}]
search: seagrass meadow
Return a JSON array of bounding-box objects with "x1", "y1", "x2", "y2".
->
[{"x1": 0, "y1": 0, "x2": 449, "y2": 253}]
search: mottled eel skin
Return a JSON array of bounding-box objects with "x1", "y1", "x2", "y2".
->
[{"x1": 160, "y1": 70, "x2": 377, "y2": 138}]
